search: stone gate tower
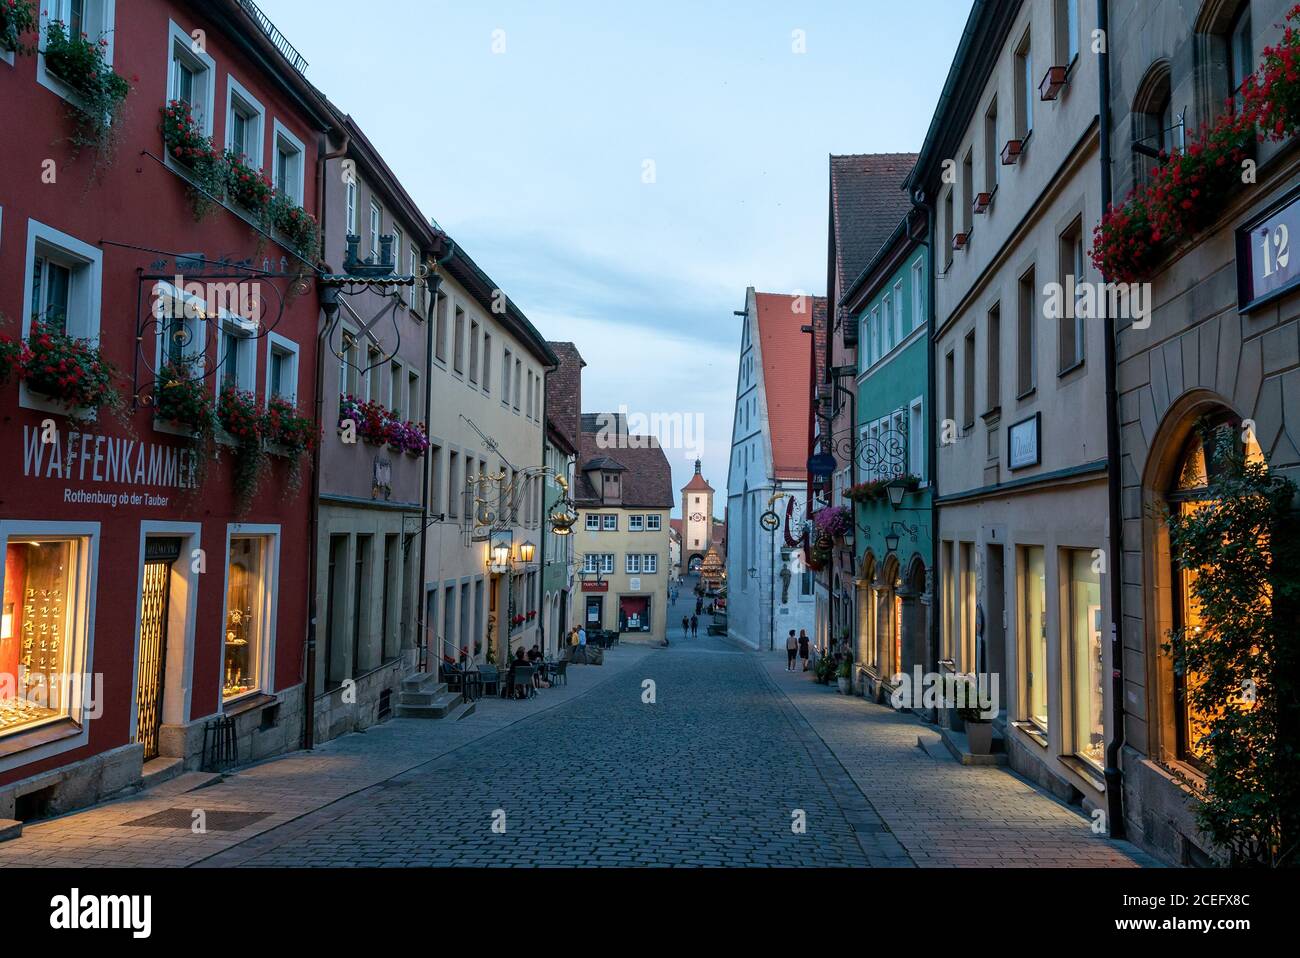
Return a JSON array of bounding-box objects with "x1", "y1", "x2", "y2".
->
[{"x1": 679, "y1": 459, "x2": 714, "y2": 573}]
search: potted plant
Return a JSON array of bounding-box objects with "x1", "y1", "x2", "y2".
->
[
  {"x1": 836, "y1": 656, "x2": 853, "y2": 695},
  {"x1": 952, "y1": 673, "x2": 994, "y2": 755}
]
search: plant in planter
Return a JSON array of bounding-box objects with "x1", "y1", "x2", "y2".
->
[
  {"x1": 836, "y1": 653, "x2": 854, "y2": 695},
  {"x1": 846, "y1": 479, "x2": 887, "y2": 503},
  {"x1": 264, "y1": 394, "x2": 315, "y2": 496},
  {"x1": 153, "y1": 360, "x2": 214, "y2": 435},
  {"x1": 1, "y1": 0, "x2": 38, "y2": 54},
  {"x1": 217, "y1": 384, "x2": 268, "y2": 507},
  {"x1": 161, "y1": 100, "x2": 224, "y2": 218},
  {"x1": 225, "y1": 151, "x2": 275, "y2": 224},
  {"x1": 270, "y1": 192, "x2": 320, "y2": 262},
  {"x1": 43, "y1": 19, "x2": 130, "y2": 154},
  {"x1": 338, "y1": 395, "x2": 393, "y2": 444},
  {"x1": 1163, "y1": 427, "x2": 1300, "y2": 867},
  {"x1": 951, "y1": 673, "x2": 995, "y2": 754},
  {"x1": 0, "y1": 314, "x2": 19, "y2": 385},
  {"x1": 1243, "y1": 4, "x2": 1300, "y2": 141},
  {"x1": 16, "y1": 323, "x2": 121, "y2": 421},
  {"x1": 812, "y1": 504, "x2": 853, "y2": 541}
]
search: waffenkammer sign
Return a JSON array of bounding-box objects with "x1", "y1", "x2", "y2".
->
[{"x1": 21, "y1": 425, "x2": 200, "y2": 507}]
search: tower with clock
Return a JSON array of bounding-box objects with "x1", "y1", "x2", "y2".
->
[{"x1": 679, "y1": 459, "x2": 715, "y2": 574}]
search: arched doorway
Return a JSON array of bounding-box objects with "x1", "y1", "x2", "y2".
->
[
  {"x1": 854, "y1": 552, "x2": 876, "y2": 685},
  {"x1": 877, "y1": 554, "x2": 901, "y2": 686},
  {"x1": 899, "y1": 554, "x2": 928, "y2": 686},
  {"x1": 1142, "y1": 394, "x2": 1265, "y2": 767}
]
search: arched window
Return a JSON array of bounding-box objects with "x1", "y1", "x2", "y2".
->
[
  {"x1": 1164, "y1": 417, "x2": 1265, "y2": 763},
  {"x1": 1133, "y1": 61, "x2": 1181, "y2": 185},
  {"x1": 1195, "y1": 0, "x2": 1254, "y2": 120}
]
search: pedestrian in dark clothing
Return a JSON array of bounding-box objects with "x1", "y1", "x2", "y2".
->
[
  {"x1": 690, "y1": 614, "x2": 698, "y2": 637},
  {"x1": 798, "y1": 630, "x2": 810, "y2": 671},
  {"x1": 682, "y1": 616, "x2": 690, "y2": 638},
  {"x1": 785, "y1": 630, "x2": 798, "y2": 670}
]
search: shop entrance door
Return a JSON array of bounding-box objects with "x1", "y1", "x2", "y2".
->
[{"x1": 136, "y1": 538, "x2": 180, "y2": 761}]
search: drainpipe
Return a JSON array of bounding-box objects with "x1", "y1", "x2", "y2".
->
[
  {"x1": 303, "y1": 130, "x2": 349, "y2": 752},
  {"x1": 538, "y1": 370, "x2": 549, "y2": 655},
  {"x1": 1097, "y1": 0, "x2": 1127, "y2": 840},
  {"x1": 416, "y1": 268, "x2": 444, "y2": 675},
  {"x1": 908, "y1": 194, "x2": 939, "y2": 722}
]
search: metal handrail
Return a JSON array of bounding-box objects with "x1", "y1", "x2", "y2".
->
[
  {"x1": 440, "y1": 635, "x2": 469, "y2": 665},
  {"x1": 237, "y1": 0, "x2": 309, "y2": 75}
]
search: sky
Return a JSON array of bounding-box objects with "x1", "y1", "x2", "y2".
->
[{"x1": 257, "y1": 0, "x2": 974, "y2": 517}]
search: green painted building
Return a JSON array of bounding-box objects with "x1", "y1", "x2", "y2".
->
[{"x1": 842, "y1": 209, "x2": 933, "y2": 701}]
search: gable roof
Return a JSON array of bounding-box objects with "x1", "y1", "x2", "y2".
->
[
  {"x1": 755, "y1": 293, "x2": 823, "y2": 481},
  {"x1": 574, "y1": 414, "x2": 674, "y2": 508},
  {"x1": 827, "y1": 153, "x2": 919, "y2": 302}
]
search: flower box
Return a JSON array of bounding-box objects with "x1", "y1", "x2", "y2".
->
[
  {"x1": 952, "y1": 231, "x2": 968, "y2": 251},
  {"x1": 16, "y1": 324, "x2": 120, "y2": 417},
  {"x1": 972, "y1": 191, "x2": 992, "y2": 215},
  {"x1": 1, "y1": 0, "x2": 37, "y2": 54},
  {"x1": 1038, "y1": 65, "x2": 1068, "y2": 101},
  {"x1": 1000, "y1": 139, "x2": 1023, "y2": 165}
]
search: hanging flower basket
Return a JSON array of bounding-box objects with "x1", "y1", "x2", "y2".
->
[
  {"x1": 812, "y1": 505, "x2": 853, "y2": 540},
  {"x1": 846, "y1": 479, "x2": 888, "y2": 503}
]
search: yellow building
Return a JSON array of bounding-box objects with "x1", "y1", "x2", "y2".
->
[{"x1": 571, "y1": 413, "x2": 672, "y2": 642}]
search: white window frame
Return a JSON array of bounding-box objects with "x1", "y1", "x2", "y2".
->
[
  {"x1": 911, "y1": 259, "x2": 925, "y2": 331},
  {"x1": 392, "y1": 226, "x2": 404, "y2": 278},
  {"x1": 600, "y1": 553, "x2": 615, "y2": 575},
  {"x1": 265, "y1": 331, "x2": 300, "y2": 405},
  {"x1": 409, "y1": 247, "x2": 421, "y2": 312},
  {"x1": 345, "y1": 177, "x2": 358, "y2": 236},
  {"x1": 214, "y1": 312, "x2": 258, "y2": 398},
  {"x1": 625, "y1": 554, "x2": 641, "y2": 574},
  {"x1": 646, "y1": 514, "x2": 661, "y2": 531},
  {"x1": 166, "y1": 19, "x2": 215, "y2": 136},
  {"x1": 218, "y1": 524, "x2": 281, "y2": 706},
  {"x1": 387, "y1": 358, "x2": 404, "y2": 416},
  {"x1": 20, "y1": 220, "x2": 104, "y2": 416},
  {"x1": 224, "y1": 75, "x2": 266, "y2": 168},
  {"x1": 0, "y1": 520, "x2": 101, "y2": 773},
  {"x1": 37, "y1": 1, "x2": 117, "y2": 113},
  {"x1": 909, "y1": 396, "x2": 925, "y2": 480},
  {"x1": 602, "y1": 514, "x2": 618, "y2": 531},
  {"x1": 893, "y1": 280, "x2": 904, "y2": 343},
  {"x1": 644, "y1": 554, "x2": 658, "y2": 574},
  {"x1": 629, "y1": 515, "x2": 644, "y2": 532},
  {"x1": 271, "y1": 118, "x2": 306, "y2": 205},
  {"x1": 585, "y1": 514, "x2": 600, "y2": 531},
  {"x1": 369, "y1": 200, "x2": 382, "y2": 259},
  {"x1": 582, "y1": 553, "x2": 599, "y2": 573}
]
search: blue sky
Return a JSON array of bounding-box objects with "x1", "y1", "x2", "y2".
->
[{"x1": 258, "y1": 0, "x2": 973, "y2": 514}]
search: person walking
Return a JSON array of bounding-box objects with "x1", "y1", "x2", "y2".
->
[
  {"x1": 681, "y1": 615, "x2": 690, "y2": 638},
  {"x1": 690, "y1": 614, "x2": 698, "y2": 638},
  {"x1": 785, "y1": 630, "x2": 798, "y2": 671},
  {"x1": 577, "y1": 625, "x2": 587, "y2": 647},
  {"x1": 798, "y1": 629, "x2": 811, "y2": 671}
]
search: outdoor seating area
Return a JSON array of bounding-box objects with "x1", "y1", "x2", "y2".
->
[{"x1": 438, "y1": 651, "x2": 577, "y2": 705}]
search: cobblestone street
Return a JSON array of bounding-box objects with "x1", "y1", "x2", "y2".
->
[{"x1": 0, "y1": 585, "x2": 1159, "y2": 868}]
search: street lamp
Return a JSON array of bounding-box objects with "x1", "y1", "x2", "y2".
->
[
  {"x1": 518, "y1": 540, "x2": 536, "y2": 564},
  {"x1": 886, "y1": 482, "x2": 906, "y2": 509}
]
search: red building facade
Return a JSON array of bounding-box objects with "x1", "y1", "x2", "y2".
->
[{"x1": 0, "y1": 0, "x2": 332, "y2": 818}]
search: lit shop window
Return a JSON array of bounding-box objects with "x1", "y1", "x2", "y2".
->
[
  {"x1": 223, "y1": 536, "x2": 271, "y2": 701},
  {"x1": 1019, "y1": 545, "x2": 1048, "y2": 731},
  {"x1": 1067, "y1": 549, "x2": 1103, "y2": 768},
  {"x1": 1, "y1": 538, "x2": 87, "y2": 736}
]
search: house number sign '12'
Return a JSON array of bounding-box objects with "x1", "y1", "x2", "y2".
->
[{"x1": 1237, "y1": 188, "x2": 1300, "y2": 312}]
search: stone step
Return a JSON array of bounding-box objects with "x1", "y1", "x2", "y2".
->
[
  {"x1": 400, "y1": 671, "x2": 442, "y2": 693},
  {"x1": 938, "y1": 727, "x2": 1009, "y2": 766},
  {"x1": 394, "y1": 690, "x2": 463, "y2": 719},
  {"x1": 141, "y1": 756, "x2": 186, "y2": 789},
  {"x1": 149, "y1": 771, "x2": 225, "y2": 797},
  {"x1": 398, "y1": 683, "x2": 448, "y2": 706},
  {"x1": 916, "y1": 732, "x2": 956, "y2": 762},
  {"x1": 449, "y1": 699, "x2": 476, "y2": 721},
  {"x1": 0, "y1": 819, "x2": 22, "y2": 843}
]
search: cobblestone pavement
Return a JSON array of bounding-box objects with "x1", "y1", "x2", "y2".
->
[{"x1": 0, "y1": 578, "x2": 1158, "y2": 868}]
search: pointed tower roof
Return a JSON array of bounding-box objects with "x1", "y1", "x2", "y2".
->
[{"x1": 682, "y1": 458, "x2": 714, "y2": 493}]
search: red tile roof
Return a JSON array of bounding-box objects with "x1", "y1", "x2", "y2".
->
[
  {"x1": 574, "y1": 413, "x2": 674, "y2": 508},
  {"x1": 756, "y1": 292, "x2": 824, "y2": 482}
]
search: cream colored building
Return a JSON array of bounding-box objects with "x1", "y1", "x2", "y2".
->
[
  {"x1": 422, "y1": 248, "x2": 558, "y2": 670},
  {"x1": 570, "y1": 414, "x2": 672, "y2": 642},
  {"x1": 906, "y1": 0, "x2": 1111, "y2": 812}
]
